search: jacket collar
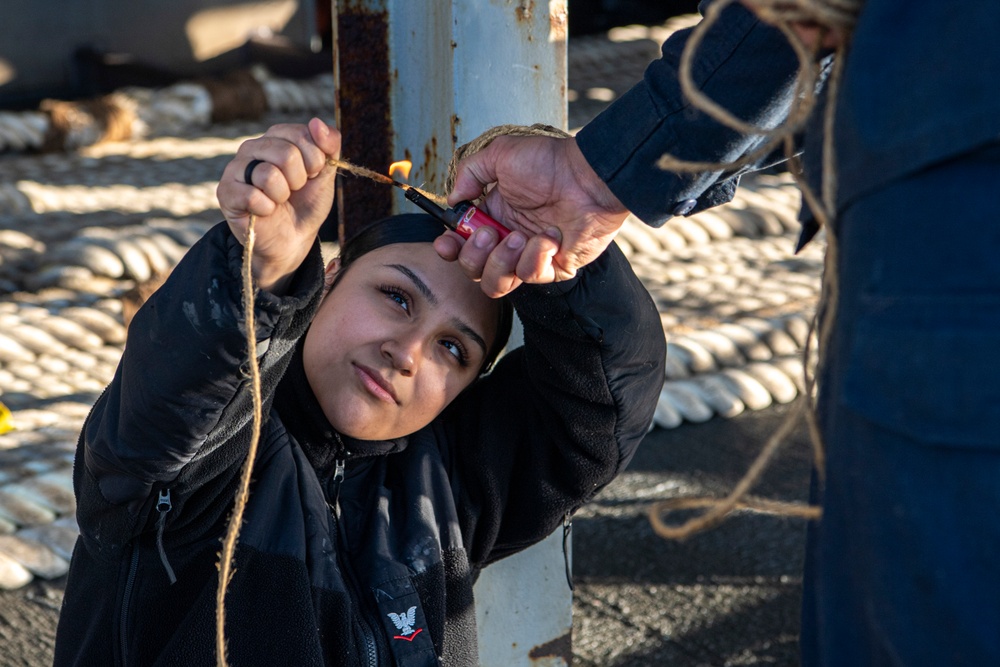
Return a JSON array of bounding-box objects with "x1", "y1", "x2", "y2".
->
[{"x1": 275, "y1": 340, "x2": 408, "y2": 473}]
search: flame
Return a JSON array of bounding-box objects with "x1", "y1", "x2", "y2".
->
[{"x1": 388, "y1": 160, "x2": 412, "y2": 180}]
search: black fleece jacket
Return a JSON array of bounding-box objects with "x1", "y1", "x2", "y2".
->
[{"x1": 53, "y1": 222, "x2": 665, "y2": 666}]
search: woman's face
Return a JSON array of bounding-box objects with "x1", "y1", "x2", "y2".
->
[{"x1": 303, "y1": 242, "x2": 501, "y2": 441}]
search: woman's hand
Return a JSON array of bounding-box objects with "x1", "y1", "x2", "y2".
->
[{"x1": 217, "y1": 117, "x2": 341, "y2": 293}]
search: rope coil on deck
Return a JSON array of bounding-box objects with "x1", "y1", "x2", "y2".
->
[{"x1": 0, "y1": 68, "x2": 335, "y2": 154}]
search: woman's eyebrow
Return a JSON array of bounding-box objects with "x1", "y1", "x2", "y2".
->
[
  {"x1": 389, "y1": 264, "x2": 437, "y2": 306},
  {"x1": 451, "y1": 319, "x2": 488, "y2": 356},
  {"x1": 388, "y1": 263, "x2": 488, "y2": 356}
]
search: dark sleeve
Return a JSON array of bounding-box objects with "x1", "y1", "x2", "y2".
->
[
  {"x1": 441, "y1": 242, "x2": 665, "y2": 566},
  {"x1": 575, "y1": 0, "x2": 800, "y2": 226},
  {"x1": 80, "y1": 222, "x2": 324, "y2": 513}
]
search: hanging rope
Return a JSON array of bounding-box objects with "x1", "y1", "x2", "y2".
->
[
  {"x1": 215, "y1": 215, "x2": 264, "y2": 667},
  {"x1": 649, "y1": 0, "x2": 864, "y2": 540}
]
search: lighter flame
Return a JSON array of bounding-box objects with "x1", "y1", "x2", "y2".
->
[{"x1": 388, "y1": 160, "x2": 412, "y2": 180}]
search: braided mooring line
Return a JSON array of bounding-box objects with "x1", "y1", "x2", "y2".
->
[
  {"x1": 650, "y1": 315, "x2": 823, "y2": 539},
  {"x1": 650, "y1": 0, "x2": 863, "y2": 539},
  {"x1": 0, "y1": 70, "x2": 334, "y2": 154}
]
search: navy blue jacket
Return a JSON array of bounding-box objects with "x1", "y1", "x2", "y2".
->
[{"x1": 577, "y1": 1, "x2": 1000, "y2": 228}]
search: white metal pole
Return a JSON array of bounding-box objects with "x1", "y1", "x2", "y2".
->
[{"x1": 384, "y1": 2, "x2": 572, "y2": 664}]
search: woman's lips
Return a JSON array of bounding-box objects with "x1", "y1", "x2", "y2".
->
[{"x1": 353, "y1": 363, "x2": 399, "y2": 404}]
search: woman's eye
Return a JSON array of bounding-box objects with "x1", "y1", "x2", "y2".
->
[
  {"x1": 440, "y1": 339, "x2": 469, "y2": 366},
  {"x1": 380, "y1": 286, "x2": 410, "y2": 312}
]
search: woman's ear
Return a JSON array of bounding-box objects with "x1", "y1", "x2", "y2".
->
[{"x1": 322, "y1": 258, "x2": 342, "y2": 295}]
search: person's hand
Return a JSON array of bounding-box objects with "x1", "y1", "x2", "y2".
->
[
  {"x1": 436, "y1": 136, "x2": 629, "y2": 298},
  {"x1": 793, "y1": 23, "x2": 844, "y2": 51},
  {"x1": 217, "y1": 117, "x2": 341, "y2": 293},
  {"x1": 740, "y1": 2, "x2": 846, "y2": 52}
]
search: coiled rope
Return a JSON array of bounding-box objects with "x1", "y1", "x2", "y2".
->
[
  {"x1": 0, "y1": 68, "x2": 335, "y2": 154},
  {"x1": 649, "y1": 0, "x2": 864, "y2": 540}
]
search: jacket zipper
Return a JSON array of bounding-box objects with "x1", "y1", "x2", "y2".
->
[
  {"x1": 562, "y1": 512, "x2": 574, "y2": 591},
  {"x1": 155, "y1": 488, "x2": 177, "y2": 584},
  {"x1": 328, "y1": 457, "x2": 380, "y2": 667},
  {"x1": 119, "y1": 543, "x2": 140, "y2": 665}
]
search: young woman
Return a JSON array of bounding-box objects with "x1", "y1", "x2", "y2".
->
[{"x1": 54, "y1": 119, "x2": 665, "y2": 666}]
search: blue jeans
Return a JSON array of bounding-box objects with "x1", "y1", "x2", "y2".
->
[{"x1": 801, "y1": 143, "x2": 1000, "y2": 666}]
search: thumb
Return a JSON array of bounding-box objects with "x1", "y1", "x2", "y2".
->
[
  {"x1": 448, "y1": 145, "x2": 499, "y2": 206},
  {"x1": 308, "y1": 117, "x2": 342, "y2": 160}
]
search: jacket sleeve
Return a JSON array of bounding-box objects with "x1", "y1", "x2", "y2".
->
[
  {"x1": 575, "y1": 0, "x2": 800, "y2": 226},
  {"x1": 78, "y1": 222, "x2": 324, "y2": 532},
  {"x1": 441, "y1": 242, "x2": 665, "y2": 566}
]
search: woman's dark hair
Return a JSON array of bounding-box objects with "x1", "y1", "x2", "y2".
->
[{"x1": 334, "y1": 213, "x2": 513, "y2": 374}]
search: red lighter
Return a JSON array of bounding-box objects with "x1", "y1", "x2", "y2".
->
[{"x1": 404, "y1": 188, "x2": 511, "y2": 241}]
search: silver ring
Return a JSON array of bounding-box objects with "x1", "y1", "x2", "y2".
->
[{"x1": 244, "y1": 159, "x2": 265, "y2": 186}]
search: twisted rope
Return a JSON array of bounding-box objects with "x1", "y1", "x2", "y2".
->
[
  {"x1": 649, "y1": 0, "x2": 864, "y2": 540},
  {"x1": 215, "y1": 216, "x2": 263, "y2": 667},
  {"x1": 324, "y1": 157, "x2": 445, "y2": 206},
  {"x1": 444, "y1": 123, "x2": 571, "y2": 197}
]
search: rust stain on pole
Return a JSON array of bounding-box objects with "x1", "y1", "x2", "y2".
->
[
  {"x1": 423, "y1": 135, "x2": 438, "y2": 185},
  {"x1": 528, "y1": 630, "x2": 572, "y2": 664},
  {"x1": 335, "y1": 2, "x2": 392, "y2": 241},
  {"x1": 549, "y1": 2, "x2": 568, "y2": 42},
  {"x1": 515, "y1": 1, "x2": 535, "y2": 23}
]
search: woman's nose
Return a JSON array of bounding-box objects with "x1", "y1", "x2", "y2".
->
[{"x1": 381, "y1": 336, "x2": 420, "y2": 376}]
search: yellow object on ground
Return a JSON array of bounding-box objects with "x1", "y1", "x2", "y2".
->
[{"x1": 0, "y1": 400, "x2": 15, "y2": 434}]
